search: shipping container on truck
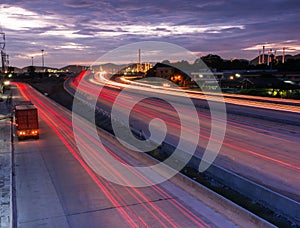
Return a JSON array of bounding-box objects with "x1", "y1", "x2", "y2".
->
[{"x1": 15, "y1": 104, "x2": 39, "y2": 140}]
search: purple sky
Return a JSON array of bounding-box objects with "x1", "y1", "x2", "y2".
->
[{"x1": 1, "y1": 0, "x2": 300, "y2": 68}]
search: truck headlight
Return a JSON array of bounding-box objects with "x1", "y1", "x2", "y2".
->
[{"x1": 4, "y1": 80, "x2": 10, "y2": 86}]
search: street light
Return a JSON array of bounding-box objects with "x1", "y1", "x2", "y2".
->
[
  {"x1": 31, "y1": 56, "x2": 33, "y2": 66},
  {"x1": 41, "y1": 49, "x2": 44, "y2": 72}
]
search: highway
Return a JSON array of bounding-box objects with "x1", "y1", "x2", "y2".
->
[
  {"x1": 66, "y1": 72, "x2": 300, "y2": 203},
  {"x1": 11, "y1": 83, "x2": 269, "y2": 227},
  {"x1": 108, "y1": 74, "x2": 300, "y2": 113}
]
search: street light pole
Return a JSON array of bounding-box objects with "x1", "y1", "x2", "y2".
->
[
  {"x1": 41, "y1": 49, "x2": 44, "y2": 72},
  {"x1": 31, "y1": 56, "x2": 33, "y2": 66}
]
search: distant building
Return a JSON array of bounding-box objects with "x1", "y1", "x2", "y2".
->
[
  {"x1": 146, "y1": 63, "x2": 192, "y2": 87},
  {"x1": 191, "y1": 71, "x2": 223, "y2": 88},
  {"x1": 116, "y1": 63, "x2": 153, "y2": 76},
  {"x1": 155, "y1": 67, "x2": 174, "y2": 78}
]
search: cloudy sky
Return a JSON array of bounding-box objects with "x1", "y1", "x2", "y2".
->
[{"x1": 0, "y1": 0, "x2": 299, "y2": 68}]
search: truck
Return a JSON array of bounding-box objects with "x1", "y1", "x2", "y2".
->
[{"x1": 15, "y1": 104, "x2": 39, "y2": 140}]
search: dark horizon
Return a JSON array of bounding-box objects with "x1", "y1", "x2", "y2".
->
[{"x1": 6, "y1": 51, "x2": 300, "y2": 70}]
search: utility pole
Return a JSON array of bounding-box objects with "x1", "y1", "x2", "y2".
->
[
  {"x1": 262, "y1": 45, "x2": 265, "y2": 64},
  {"x1": 282, "y1": 47, "x2": 286, "y2": 64},
  {"x1": 138, "y1": 48, "x2": 141, "y2": 72},
  {"x1": 0, "y1": 31, "x2": 6, "y2": 74},
  {"x1": 0, "y1": 28, "x2": 6, "y2": 96}
]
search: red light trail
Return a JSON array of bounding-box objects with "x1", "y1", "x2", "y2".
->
[
  {"x1": 63, "y1": 73, "x2": 300, "y2": 202},
  {"x1": 67, "y1": 75, "x2": 300, "y2": 173},
  {"x1": 13, "y1": 82, "x2": 210, "y2": 227}
]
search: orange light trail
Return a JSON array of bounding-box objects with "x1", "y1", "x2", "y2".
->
[{"x1": 98, "y1": 75, "x2": 300, "y2": 113}]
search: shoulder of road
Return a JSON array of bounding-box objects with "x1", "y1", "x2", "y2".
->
[{"x1": 0, "y1": 92, "x2": 13, "y2": 228}]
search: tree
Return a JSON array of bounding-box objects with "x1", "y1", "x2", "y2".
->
[
  {"x1": 161, "y1": 60, "x2": 171, "y2": 65},
  {"x1": 27, "y1": 66, "x2": 36, "y2": 76},
  {"x1": 200, "y1": 54, "x2": 224, "y2": 70}
]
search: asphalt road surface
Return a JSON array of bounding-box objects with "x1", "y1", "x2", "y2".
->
[
  {"x1": 11, "y1": 83, "x2": 269, "y2": 227},
  {"x1": 67, "y1": 74, "x2": 300, "y2": 202}
]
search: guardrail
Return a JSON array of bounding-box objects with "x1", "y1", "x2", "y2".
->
[{"x1": 157, "y1": 141, "x2": 300, "y2": 225}]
